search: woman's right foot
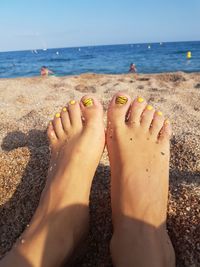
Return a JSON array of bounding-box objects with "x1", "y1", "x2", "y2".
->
[
  {"x1": 107, "y1": 93, "x2": 175, "y2": 267},
  {"x1": 0, "y1": 95, "x2": 105, "y2": 267}
]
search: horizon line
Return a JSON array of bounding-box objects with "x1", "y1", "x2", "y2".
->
[{"x1": 0, "y1": 39, "x2": 199, "y2": 53}]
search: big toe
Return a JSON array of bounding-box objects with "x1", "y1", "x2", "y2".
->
[
  {"x1": 80, "y1": 95, "x2": 104, "y2": 127},
  {"x1": 107, "y1": 92, "x2": 131, "y2": 127}
]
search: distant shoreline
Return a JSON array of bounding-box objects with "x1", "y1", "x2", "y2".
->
[{"x1": 0, "y1": 71, "x2": 200, "y2": 81}]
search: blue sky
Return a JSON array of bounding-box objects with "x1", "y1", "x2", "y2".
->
[{"x1": 0, "y1": 0, "x2": 199, "y2": 52}]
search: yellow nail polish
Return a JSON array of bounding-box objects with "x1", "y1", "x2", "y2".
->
[
  {"x1": 137, "y1": 97, "x2": 144, "y2": 103},
  {"x1": 55, "y1": 113, "x2": 61, "y2": 118},
  {"x1": 62, "y1": 107, "x2": 67, "y2": 112},
  {"x1": 82, "y1": 98, "x2": 93, "y2": 107},
  {"x1": 69, "y1": 100, "x2": 76, "y2": 105},
  {"x1": 165, "y1": 119, "x2": 170, "y2": 125},
  {"x1": 157, "y1": 111, "x2": 163, "y2": 116},
  {"x1": 147, "y1": 105, "x2": 153, "y2": 111},
  {"x1": 115, "y1": 96, "x2": 128, "y2": 105},
  {"x1": 49, "y1": 121, "x2": 52, "y2": 126}
]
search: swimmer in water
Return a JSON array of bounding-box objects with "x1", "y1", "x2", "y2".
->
[
  {"x1": 0, "y1": 93, "x2": 175, "y2": 267},
  {"x1": 129, "y1": 63, "x2": 137, "y2": 73},
  {"x1": 40, "y1": 66, "x2": 54, "y2": 76}
]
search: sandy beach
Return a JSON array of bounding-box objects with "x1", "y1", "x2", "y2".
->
[{"x1": 0, "y1": 72, "x2": 200, "y2": 266}]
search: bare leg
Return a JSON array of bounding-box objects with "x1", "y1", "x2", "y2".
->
[
  {"x1": 107, "y1": 93, "x2": 175, "y2": 267},
  {"x1": 0, "y1": 96, "x2": 105, "y2": 267}
]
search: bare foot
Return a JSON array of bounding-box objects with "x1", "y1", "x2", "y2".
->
[
  {"x1": 107, "y1": 93, "x2": 175, "y2": 267},
  {"x1": 1, "y1": 96, "x2": 105, "y2": 267}
]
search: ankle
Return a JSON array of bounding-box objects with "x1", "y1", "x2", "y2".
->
[
  {"x1": 14, "y1": 224, "x2": 75, "y2": 267},
  {"x1": 111, "y1": 222, "x2": 175, "y2": 267}
]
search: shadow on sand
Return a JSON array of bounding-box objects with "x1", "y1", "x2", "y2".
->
[{"x1": 0, "y1": 130, "x2": 199, "y2": 266}]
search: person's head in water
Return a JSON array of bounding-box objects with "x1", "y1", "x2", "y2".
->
[
  {"x1": 129, "y1": 63, "x2": 137, "y2": 73},
  {"x1": 40, "y1": 66, "x2": 54, "y2": 76}
]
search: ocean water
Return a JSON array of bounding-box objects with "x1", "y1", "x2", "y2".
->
[{"x1": 0, "y1": 41, "x2": 200, "y2": 78}]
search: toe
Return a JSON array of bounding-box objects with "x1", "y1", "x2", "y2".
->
[
  {"x1": 107, "y1": 92, "x2": 131, "y2": 127},
  {"x1": 80, "y1": 95, "x2": 103, "y2": 126},
  {"x1": 158, "y1": 119, "x2": 172, "y2": 143},
  {"x1": 47, "y1": 121, "x2": 58, "y2": 144},
  {"x1": 150, "y1": 111, "x2": 165, "y2": 139},
  {"x1": 60, "y1": 106, "x2": 71, "y2": 133},
  {"x1": 128, "y1": 96, "x2": 147, "y2": 127},
  {"x1": 67, "y1": 100, "x2": 82, "y2": 131},
  {"x1": 140, "y1": 104, "x2": 155, "y2": 130},
  {"x1": 52, "y1": 112, "x2": 65, "y2": 139}
]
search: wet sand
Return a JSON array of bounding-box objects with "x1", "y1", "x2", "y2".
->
[{"x1": 0, "y1": 72, "x2": 200, "y2": 266}]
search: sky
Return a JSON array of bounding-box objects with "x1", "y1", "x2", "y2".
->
[{"x1": 0, "y1": 0, "x2": 199, "y2": 52}]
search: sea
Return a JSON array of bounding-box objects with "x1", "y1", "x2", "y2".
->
[{"x1": 0, "y1": 41, "x2": 200, "y2": 79}]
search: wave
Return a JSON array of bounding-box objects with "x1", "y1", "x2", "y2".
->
[
  {"x1": 50, "y1": 58, "x2": 72, "y2": 62},
  {"x1": 38, "y1": 58, "x2": 72, "y2": 63},
  {"x1": 173, "y1": 50, "x2": 188, "y2": 54},
  {"x1": 80, "y1": 55, "x2": 95, "y2": 60}
]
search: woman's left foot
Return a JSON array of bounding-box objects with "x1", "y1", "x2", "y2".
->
[
  {"x1": 0, "y1": 96, "x2": 105, "y2": 267},
  {"x1": 107, "y1": 93, "x2": 175, "y2": 267}
]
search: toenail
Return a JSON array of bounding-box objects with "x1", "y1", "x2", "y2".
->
[
  {"x1": 55, "y1": 113, "x2": 61, "y2": 118},
  {"x1": 137, "y1": 97, "x2": 144, "y2": 103},
  {"x1": 69, "y1": 100, "x2": 76, "y2": 105},
  {"x1": 146, "y1": 105, "x2": 153, "y2": 111},
  {"x1": 165, "y1": 119, "x2": 170, "y2": 125},
  {"x1": 115, "y1": 96, "x2": 128, "y2": 104},
  {"x1": 157, "y1": 111, "x2": 163, "y2": 116},
  {"x1": 63, "y1": 107, "x2": 67, "y2": 112},
  {"x1": 82, "y1": 98, "x2": 93, "y2": 107}
]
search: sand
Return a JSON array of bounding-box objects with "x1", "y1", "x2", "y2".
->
[{"x1": 0, "y1": 72, "x2": 199, "y2": 267}]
